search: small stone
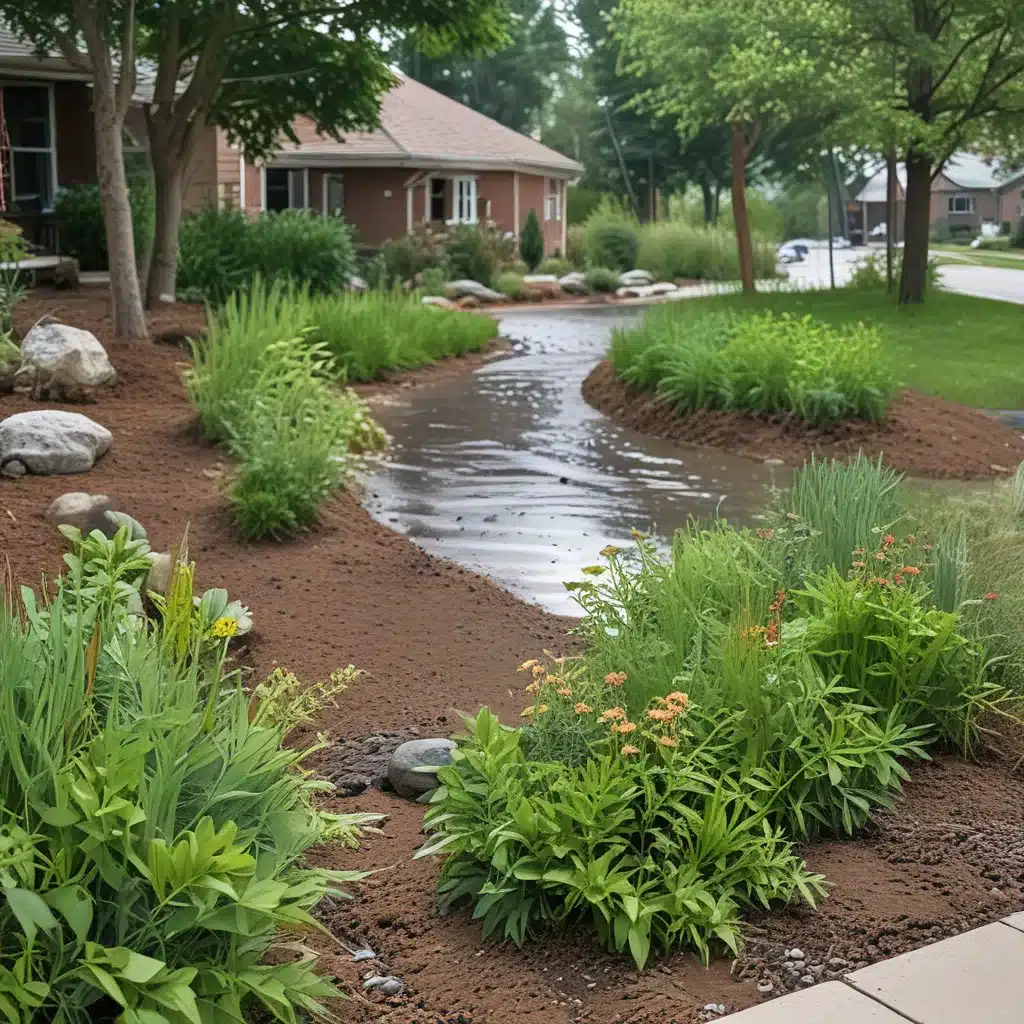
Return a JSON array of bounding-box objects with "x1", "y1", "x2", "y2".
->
[
  {"x1": 387, "y1": 738, "x2": 456, "y2": 798},
  {"x1": 352, "y1": 949, "x2": 376, "y2": 962},
  {"x1": 764, "y1": 458, "x2": 785, "y2": 466},
  {"x1": 145, "y1": 552, "x2": 174, "y2": 598},
  {"x1": 703, "y1": 1004, "x2": 726, "y2": 1015},
  {"x1": 799, "y1": 975, "x2": 815, "y2": 986},
  {"x1": 789, "y1": 960, "x2": 805, "y2": 971},
  {"x1": 756, "y1": 980, "x2": 774, "y2": 995},
  {"x1": 363, "y1": 976, "x2": 385, "y2": 990},
  {"x1": 828, "y1": 957, "x2": 850, "y2": 968},
  {"x1": 786, "y1": 948, "x2": 805, "y2": 961},
  {"x1": 336, "y1": 773, "x2": 370, "y2": 797},
  {"x1": 379, "y1": 979, "x2": 403, "y2": 996},
  {"x1": 1, "y1": 459, "x2": 26, "y2": 477},
  {"x1": 47, "y1": 492, "x2": 114, "y2": 536}
]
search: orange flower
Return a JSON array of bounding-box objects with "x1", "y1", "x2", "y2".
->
[
  {"x1": 883, "y1": 534, "x2": 895, "y2": 547},
  {"x1": 604, "y1": 672, "x2": 628, "y2": 687},
  {"x1": 666, "y1": 691, "x2": 689, "y2": 707},
  {"x1": 647, "y1": 708, "x2": 675, "y2": 722},
  {"x1": 525, "y1": 682, "x2": 540, "y2": 694},
  {"x1": 620, "y1": 744, "x2": 640, "y2": 756},
  {"x1": 852, "y1": 560, "x2": 866, "y2": 569},
  {"x1": 894, "y1": 573, "x2": 905, "y2": 586},
  {"x1": 874, "y1": 577, "x2": 891, "y2": 586},
  {"x1": 756, "y1": 528, "x2": 776, "y2": 541},
  {"x1": 532, "y1": 663, "x2": 545, "y2": 677},
  {"x1": 600, "y1": 545, "x2": 621, "y2": 558},
  {"x1": 616, "y1": 721, "x2": 637, "y2": 735},
  {"x1": 544, "y1": 674, "x2": 560, "y2": 684},
  {"x1": 853, "y1": 547, "x2": 866, "y2": 555},
  {"x1": 600, "y1": 707, "x2": 625, "y2": 722},
  {"x1": 984, "y1": 592, "x2": 1000, "y2": 601},
  {"x1": 556, "y1": 686, "x2": 573, "y2": 697},
  {"x1": 658, "y1": 736, "x2": 678, "y2": 748},
  {"x1": 518, "y1": 659, "x2": 539, "y2": 672},
  {"x1": 574, "y1": 702, "x2": 593, "y2": 714},
  {"x1": 901, "y1": 566, "x2": 920, "y2": 576}
]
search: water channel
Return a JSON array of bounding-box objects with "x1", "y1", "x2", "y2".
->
[{"x1": 362, "y1": 307, "x2": 787, "y2": 616}]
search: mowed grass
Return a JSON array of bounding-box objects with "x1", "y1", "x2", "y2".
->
[{"x1": 654, "y1": 289, "x2": 1024, "y2": 409}]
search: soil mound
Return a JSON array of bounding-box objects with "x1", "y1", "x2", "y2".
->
[{"x1": 582, "y1": 360, "x2": 1024, "y2": 480}]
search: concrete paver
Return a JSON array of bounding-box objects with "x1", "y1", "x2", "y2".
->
[
  {"x1": 1000, "y1": 912, "x2": 1024, "y2": 934},
  {"x1": 846, "y1": 921, "x2": 1024, "y2": 1023},
  {"x1": 724, "y1": 982, "x2": 909, "y2": 1022}
]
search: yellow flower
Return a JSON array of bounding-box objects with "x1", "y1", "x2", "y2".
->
[
  {"x1": 616, "y1": 721, "x2": 636, "y2": 735},
  {"x1": 532, "y1": 663, "x2": 546, "y2": 677},
  {"x1": 544, "y1": 674, "x2": 560, "y2": 684},
  {"x1": 211, "y1": 617, "x2": 238, "y2": 638},
  {"x1": 658, "y1": 736, "x2": 678, "y2": 748},
  {"x1": 557, "y1": 687, "x2": 573, "y2": 697},
  {"x1": 574, "y1": 702, "x2": 593, "y2": 714},
  {"x1": 536, "y1": 703, "x2": 549, "y2": 714},
  {"x1": 521, "y1": 705, "x2": 536, "y2": 717},
  {"x1": 604, "y1": 672, "x2": 627, "y2": 687},
  {"x1": 518, "y1": 659, "x2": 540, "y2": 672},
  {"x1": 621, "y1": 744, "x2": 640, "y2": 756},
  {"x1": 599, "y1": 707, "x2": 625, "y2": 723},
  {"x1": 525, "y1": 682, "x2": 541, "y2": 694},
  {"x1": 600, "y1": 545, "x2": 621, "y2": 558},
  {"x1": 581, "y1": 565, "x2": 607, "y2": 576}
]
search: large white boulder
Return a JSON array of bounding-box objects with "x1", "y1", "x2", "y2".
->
[
  {"x1": 619, "y1": 269, "x2": 654, "y2": 287},
  {"x1": 0, "y1": 410, "x2": 112, "y2": 475},
  {"x1": 17, "y1": 322, "x2": 116, "y2": 392},
  {"x1": 559, "y1": 272, "x2": 589, "y2": 295},
  {"x1": 616, "y1": 282, "x2": 680, "y2": 299},
  {"x1": 444, "y1": 279, "x2": 504, "y2": 303}
]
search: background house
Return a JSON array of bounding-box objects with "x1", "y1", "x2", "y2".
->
[
  {"x1": 852, "y1": 153, "x2": 1024, "y2": 242},
  {"x1": 187, "y1": 72, "x2": 582, "y2": 255}
]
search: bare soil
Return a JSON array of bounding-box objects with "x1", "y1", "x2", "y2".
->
[
  {"x1": 582, "y1": 360, "x2": 1024, "y2": 480},
  {"x1": 3, "y1": 289, "x2": 1022, "y2": 1022}
]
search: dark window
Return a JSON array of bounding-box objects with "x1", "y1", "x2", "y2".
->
[
  {"x1": 2, "y1": 85, "x2": 54, "y2": 210},
  {"x1": 430, "y1": 177, "x2": 445, "y2": 221},
  {"x1": 265, "y1": 168, "x2": 290, "y2": 211}
]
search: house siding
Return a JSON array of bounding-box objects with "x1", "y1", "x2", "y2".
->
[
  {"x1": 338, "y1": 168, "x2": 412, "y2": 245},
  {"x1": 215, "y1": 130, "x2": 241, "y2": 208},
  {"x1": 182, "y1": 127, "x2": 218, "y2": 212}
]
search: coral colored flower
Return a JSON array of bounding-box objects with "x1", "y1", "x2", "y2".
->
[
  {"x1": 617, "y1": 721, "x2": 637, "y2": 734},
  {"x1": 883, "y1": 534, "x2": 895, "y2": 547},
  {"x1": 658, "y1": 736, "x2": 678, "y2": 748},
  {"x1": 600, "y1": 707, "x2": 625, "y2": 722},
  {"x1": 666, "y1": 691, "x2": 689, "y2": 707},
  {"x1": 574, "y1": 702, "x2": 593, "y2": 714},
  {"x1": 525, "y1": 682, "x2": 540, "y2": 694},
  {"x1": 544, "y1": 674, "x2": 560, "y2": 684},
  {"x1": 875, "y1": 577, "x2": 891, "y2": 586},
  {"x1": 604, "y1": 671, "x2": 628, "y2": 687},
  {"x1": 901, "y1": 566, "x2": 921, "y2": 576},
  {"x1": 853, "y1": 547, "x2": 866, "y2": 555},
  {"x1": 984, "y1": 592, "x2": 1000, "y2": 601},
  {"x1": 620, "y1": 744, "x2": 640, "y2": 756},
  {"x1": 556, "y1": 687, "x2": 573, "y2": 697},
  {"x1": 532, "y1": 663, "x2": 546, "y2": 677},
  {"x1": 518, "y1": 659, "x2": 539, "y2": 672},
  {"x1": 894, "y1": 573, "x2": 905, "y2": 586},
  {"x1": 647, "y1": 708, "x2": 675, "y2": 722},
  {"x1": 600, "y1": 545, "x2": 621, "y2": 558},
  {"x1": 852, "y1": 560, "x2": 866, "y2": 569},
  {"x1": 536, "y1": 704, "x2": 549, "y2": 714},
  {"x1": 756, "y1": 528, "x2": 776, "y2": 541}
]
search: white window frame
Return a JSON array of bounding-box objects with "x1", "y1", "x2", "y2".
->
[
  {"x1": 322, "y1": 172, "x2": 344, "y2": 216},
  {"x1": 4, "y1": 81, "x2": 59, "y2": 212},
  {"x1": 264, "y1": 167, "x2": 309, "y2": 211},
  {"x1": 544, "y1": 178, "x2": 562, "y2": 221},
  {"x1": 453, "y1": 176, "x2": 477, "y2": 225},
  {"x1": 947, "y1": 194, "x2": 975, "y2": 215}
]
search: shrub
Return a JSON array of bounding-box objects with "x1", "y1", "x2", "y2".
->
[
  {"x1": 0, "y1": 221, "x2": 28, "y2": 335},
  {"x1": 419, "y1": 265, "x2": 449, "y2": 296},
  {"x1": 583, "y1": 198, "x2": 639, "y2": 271},
  {"x1": 566, "y1": 224, "x2": 586, "y2": 268},
  {"x1": 446, "y1": 224, "x2": 515, "y2": 286},
  {"x1": 520, "y1": 209, "x2": 545, "y2": 270},
  {"x1": 977, "y1": 236, "x2": 1011, "y2": 250},
  {"x1": 537, "y1": 256, "x2": 571, "y2": 276},
  {"x1": 55, "y1": 180, "x2": 154, "y2": 273},
  {"x1": 567, "y1": 185, "x2": 604, "y2": 225},
  {"x1": 585, "y1": 266, "x2": 620, "y2": 293},
  {"x1": 0, "y1": 529, "x2": 374, "y2": 1021},
  {"x1": 636, "y1": 221, "x2": 777, "y2": 282},
  {"x1": 177, "y1": 207, "x2": 356, "y2": 303},
  {"x1": 378, "y1": 225, "x2": 450, "y2": 286},
  {"x1": 610, "y1": 308, "x2": 898, "y2": 426},
  {"x1": 848, "y1": 250, "x2": 940, "y2": 292},
  {"x1": 495, "y1": 271, "x2": 524, "y2": 299},
  {"x1": 310, "y1": 289, "x2": 498, "y2": 382},
  {"x1": 1012, "y1": 221, "x2": 1024, "y2": 248}
]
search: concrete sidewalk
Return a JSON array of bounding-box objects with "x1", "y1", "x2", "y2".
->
[{"x1": 727, "y1": 914, "x2": 1024, "y2": 1022}]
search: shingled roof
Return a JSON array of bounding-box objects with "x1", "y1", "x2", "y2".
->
[{"x1": 271, "y1": 72, "x2": 583, "y2": 177}]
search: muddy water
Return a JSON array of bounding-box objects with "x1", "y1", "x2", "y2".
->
[{"x1": 362, "y1": 308, "x2": 784, "y2": 615}]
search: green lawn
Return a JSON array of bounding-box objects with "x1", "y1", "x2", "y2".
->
[
  {"x1": 931, "y1": 250, "x2": 1024, "y2": 271},
  {"x1": 655, "y1": 289, "x2": 1024, "y2": 409}
]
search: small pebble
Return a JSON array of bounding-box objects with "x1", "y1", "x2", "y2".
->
[
  {"x1": 828, "y1": 957, "x2": 850, "y2": 968},
  {"x1": 757, "y1": 980, "x2": 774, "y2": 995},
  {"x1": 379, "y1": 979, "x2": 404, "y2": 996},
  {"x1": 800, "y1": 975, "x2": 815, "y2": 986},
  {"x1": 790, "y1": 960, "x2": 805, "y2": 971},
  {"x1": 352, "y1": 949, "x2": 376, "y2": 962},
  {"x1": 786, "y1": 948, "x2": 805, "y2": 961},
  {"x1": 703, "y1": 1004, "x2": 726, "y2": 1015}
]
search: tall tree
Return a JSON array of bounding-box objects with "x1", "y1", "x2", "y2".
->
[{"x1": 397, "y1": 0, "x2": 569, "y2": 136}]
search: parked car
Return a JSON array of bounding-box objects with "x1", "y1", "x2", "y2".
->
[{"x1": 778, "y1": 242, "x2": 809, "y2": 263}]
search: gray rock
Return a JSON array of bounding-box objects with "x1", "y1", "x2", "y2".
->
[
  {"x1": 46, "y1": 492, "x2": 114, "y2": 535},
  {"x1": 351, "y1": 950, "x2": 376, "y2": 963},
  {"x1": 145, "y1": 552, "x2": 173, "y2": 598},
  {"x1": 17, "y1": 322, "x2": 116, "y2": 392},
  {"x1": 615, "y1": 282, "x2": 679, "y2": 299},
  {"x1": 0, "y1": 410, "x2": 112, "y2": 475},
  {"x1": 104, "y1": 510, "x2": 147, "y2": 541},
  {"x1": 421, "y1": 295, "x2": 459, "y2": 311},
  {"x1": 828, "y1": 957, "x2": 850, "y2": 969},
  {"x1": 558, "y1": 272, "x2": 588, "y2": 295},
  {"x1": 347, "y1": 275, "x2": 368, "y2": 292},
  {"x1": 387, "y1": 738, "x2": 456, "y2": 798},
  {"x1": 125, "y1": 590, "x2": 145, "y2": 617},
  {"x1": 444, "y1": 279, "x2": 504, "y2": 303},
  {"x1": 799, "y1": 975, "x2": 815, "y2": 986},
  {"x1": 521, "y1": 274, "x2": 560, "y2": 285},
  {"x1": 363, "y1": 974, "x2": 403, "y2": 995},
  {"x1": 786, "y1": 948, "x2": 806, "y2": 961},
  {"x1": 619, "y1": 269, "x2": 653, "y2": 286},
  {"x1": 1, "y1": 459, "x2": 26, "y2": 478},
  {"x1": 756, "y1": 980, "x2": 774, "y2": 994}
]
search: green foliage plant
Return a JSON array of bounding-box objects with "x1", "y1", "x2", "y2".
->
[
  {"x1": 55, "y1": 181, "x2": 154, "y2": 274},
  {"x1": 445, "y1": 224, "x2": 516, "y2": 286},
  {"x1": 636, "y1": 220, "x2": 777, "y2": 282},
  {"x1": 537, "y1": 257, "x2": 571, "y2": 276},
  {"x1": 584, "y1": 266, "x2": 620, "y2": 293},
  {"x1": 520, "y1": 209, "x2": 545, "y2": 270},
  {"x1": 495, "y1": 271, "x2": 524, "y2": 299}
]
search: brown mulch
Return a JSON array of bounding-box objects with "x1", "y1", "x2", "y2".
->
[
  {"x1": 582, "y1": 359, "x2": 1024, "y2": 480},
  {"x1": 2, "y1": 288, "x2": 1023, "y2": 1023}
]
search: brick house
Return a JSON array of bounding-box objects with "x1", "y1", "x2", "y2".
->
[
  {"x1": 187, "y1": 72, "x2": 582, "y2": 255},
  {"x1": 852, "y1": 153, "x2": 1024, "y2": 242},
  {"x1": 0, "y1": 27, "x2": 582, "y2": 258}
]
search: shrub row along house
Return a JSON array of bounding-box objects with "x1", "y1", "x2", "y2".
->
[{"x1": 0, "y1": 27, "x2": 581, "y2": 257}]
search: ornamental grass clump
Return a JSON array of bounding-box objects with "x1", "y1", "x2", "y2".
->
[
  {"x1": 0, "y1": 527, "x2": 374, "y2": 1022},
  {"x1": 610, "y1": 308, "x2": 898, "y2": 426},
  {"x1": 419, "y1": 458, "x2": 1024, "y2": 968}
]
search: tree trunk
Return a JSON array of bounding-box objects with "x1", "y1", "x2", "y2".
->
[
  {"x1": 701, "y1": 180, "x2": 715, "y2": 225},
  {"x1": 92, "y1": 88, "x2": 148, "y2": 339},
  {"x1": 146, "y1": 138, "x2": 188, "y2": 306},
  {"x1": 729, "y1": 123, "x2": 755, "y2": 294},
  {"x1": 899, "y1": 150, "x2": 932, "y2": 304},
  {"x1": 885, "y1": 149, "x2": 898, "y2": 291}
]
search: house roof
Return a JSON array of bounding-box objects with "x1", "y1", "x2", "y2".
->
[
  {"x1": 853, "y1": 151, "x2": 1024, "y2": 202},
  {"x1": 270, "y1": 72, "x2": 583, "y2": 177}
]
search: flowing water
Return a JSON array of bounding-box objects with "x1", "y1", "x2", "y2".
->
[{"x1": 362, "y1": 307, "x2": 785, "y2": 615}]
